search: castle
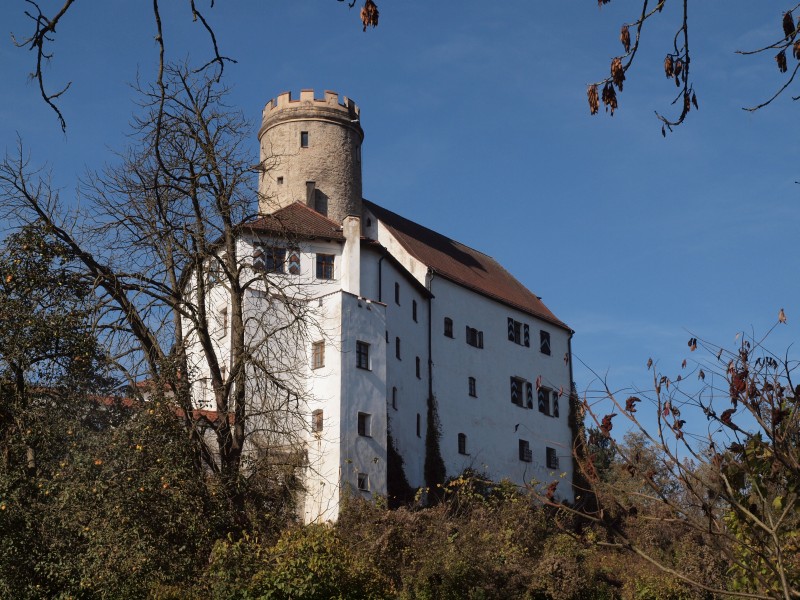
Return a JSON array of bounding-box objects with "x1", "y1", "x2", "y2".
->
[{"x1": 190, "y1": 90, "x2": 575, "y2": 522}]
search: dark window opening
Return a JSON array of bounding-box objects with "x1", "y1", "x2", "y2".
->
[
  {"x1": 468, "y1": 376, "x2": 477, "y2": 397},
  {"x1": 394, "y1": 282, "x2": 400, "y2": 305},
  {"x1": 540, "y1": 330, "x2": 551, "y2": 355},
  {"x1": 546, "y1": 447, "x2": 559, "y2": 470},
  {"x1": 519, "y1": 439, "x2": 532, "y2": 462},
  {"x1": 311, "y1": 341, "x2": 325, "y2": 369},
  {"x1": 277, "y1": 176, "x2": 284, "y2": 185},
  {"x1": 466, "y1": 326, "x2": 483, "y2": 348},
  {"x1": 412, "y1": 300, "x2": 418, "y2": 322},
  {"x1": 356, "y1": 341, "x2": 370, "y2": 370},
  {"x1": 395, "y1": 337, "x2": 401, "y2": 360},
  {"x1": 415, "y1": 356, "x2": 421, "y2": 379},
  {"x1": 300, "y1": 131, "x2": 309, "y2": 148},
  {"x1": 316, "y1": 254, "x2": 334, "y2": 280},
  {"x1": 357, "y1": 472, "x2": 369, "y2": 491},
  {"x1": 392, "y1": 387, "x2": 398, "y2": 410},
  {"x1": 357, "y1": 412, "x2": 371, "y2": 437},
  {"x1": 507, "y1": 318, "x2": 529, "y2": 347},
  {"x1": 458, "y1": 433, "x2": 467, "y2": 455},
  {"x1": 538, "y1": 387, "x2": 551, "y2": 416},
  {"x1": 312, "y1": 409, "x2": 323, "y2": 433},
  {"x1": 444, "y1": 317, "x2": 454, "y2": 338},
  {"x1": 416, "y1": 413, "x2": 421, "y2": 437}
]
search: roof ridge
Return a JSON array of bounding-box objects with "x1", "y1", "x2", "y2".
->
[{"x1": 362, "y1": 199, "x2": 495, "y2": 260}]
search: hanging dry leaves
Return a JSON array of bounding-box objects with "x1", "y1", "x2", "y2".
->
[
  {"x1": 776, "y1": 50, "x2": 788, "y2": 73},
  {"x1": 599, "y1": 413, "x2": 616, "y2": 437},
  {"x1": 688, "y1": 337, "x2": 698, "y2": 351},
  {"x1": 683, "y1": 91, "x2": 690, "y2": 113},
  {"x1": 360, "y1": 0, "x2": 379, "y2": 32},
  {"x1": 691, "y1": 92, "x2": 699, "y2": 110},
  {"x1": 601, "y1": 82, "x2": 618, "y2": 115},
  {"x1": 783, "y1": 11, "x2": 795, "y2": 39},
  {"x1": 664, "y1": 55, "x2": 674, "y2": 78},
  {"x1": 625, "y1": 396, "x2": 641, "y2": 413},
  {"x1": 598, "y1": 0, "x2": 612, "y2": 5},
  {"x1": 647, "y1": 357, "x2": 653, "y2": 370},
  {"x1": 779, "y1": 308, "x2": 787, "y2": 323},
  {"x1": 620, "y1": 25, "x2": 631, "y2": 53},
  {"x1": 698, "y1": 369, "x2": 705, "y2": 381},
  {"x1": 588, "y1": 84, "x2": 599, "y2": 115},
  {"x1": 611, "y1": 57, "x2": 625, "y2": 90}
]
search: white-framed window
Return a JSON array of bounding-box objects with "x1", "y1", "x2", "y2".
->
[
  {"x1": 356, "y1": 341, "x2": 370, "y2": 370},
  {"x1": 311, "y1": 341, "x2": 325, "y2": 370},
  {"x1": 507, "y1": 318, "x2": 530, "y2": 347},
  {"x1": 357, "y1": 412, "x2": 371, "y2": 437}
]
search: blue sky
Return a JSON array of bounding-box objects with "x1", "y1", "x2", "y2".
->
[{"x1": 2, "y1": 1, "x2": 798, "y2": 434}]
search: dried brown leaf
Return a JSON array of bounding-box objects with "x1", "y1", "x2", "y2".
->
[
  {"x1": 587, "y1": 84, "x2": 599, "y2": 115},
  {"x1": 620, "y1": 25, "x2": 631, "y2": 53}
]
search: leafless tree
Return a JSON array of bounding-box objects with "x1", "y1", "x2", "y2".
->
[
  {"x1": 541, "y1": 317, "x2": 799, "y2": 599},
  {"x1": 0, "y1": 63, "x2": 325, "y2": 518}
]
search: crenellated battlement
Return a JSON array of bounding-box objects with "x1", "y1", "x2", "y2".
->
[{"x1": 262, "y1": 89, "x2": 360, "y2": 121}]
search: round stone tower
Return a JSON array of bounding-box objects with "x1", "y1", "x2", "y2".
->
[{"x1": 258, "y1": 89, "x2": 364, "y2": 224}]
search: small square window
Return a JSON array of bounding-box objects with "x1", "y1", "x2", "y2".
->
[
  {"x1": 540, "y1": 330, "x2": 551, "y2": 355},
  {"x1": 311, "y1": 341, "x2": 325, "y2": 370},
  {"x1": 546, "y1": 447, "x2": 559, "y2": 470},
  {"x1": 311, "y1": 409, "x2": 323, "y2": 433},
  {"x1": 300, "y1": 131, "x2": 309, "y2": 148},
  {"x1": 519, "y1": 439, "x2": 532, "y2": 462},
  {"x1": 412, "y1": 300, "x2": 417, "y2": 322},
  {"x1": 357, "y1": 412, "x2": 371, "y2": 437},
  {"x1": 356, "y1": 341, "x2": 370, "y2": 370},
  {"x1": 444, "y1": 317, "x2": 453, "y2": 338},
  {"x1": 316, "y1": 254, "x2": 335, "y2": 280},
  {"x1": 395, "y1": 337, "x2": 401, "y2": 360},
  {"x1": 357, "y1": 472, "x2": 370, "y2": 491},
  {"x1": 468, "y1": 376, "x2": 477, "y2": 397},
  {"x1": 458, "y1": 433, "x2": 467, "y2": 455}
]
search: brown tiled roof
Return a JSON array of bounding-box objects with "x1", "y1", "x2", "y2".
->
[
  {"x1": 244, "y1": 202, "x2": 345, "y2": 241},
  {"x1": 363, "y1": 200, "x2": 569, "y2": 330}
]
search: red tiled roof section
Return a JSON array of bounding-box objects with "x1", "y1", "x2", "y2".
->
[
  {"x1": 364, "y1": 200, "x2": 569, "y2": 330},
  {"x1": 245, "y1": 202, "x2": 345, "y2": 241}
]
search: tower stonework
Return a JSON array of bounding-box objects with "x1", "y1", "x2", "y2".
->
[{"x1": 258, "y1": 90, "x2": 364, "y2": 225}]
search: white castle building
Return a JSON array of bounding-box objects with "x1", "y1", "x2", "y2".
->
[{"x1": 191, "y1": 90, "x2": 575, "y2": 523}]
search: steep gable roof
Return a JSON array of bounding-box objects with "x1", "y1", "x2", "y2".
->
[
  {"x1": 363, "y1": 199, "x2": 569, "y2": 330},
  {"x1": 244, "y1": 202, "x2": 345, "y2": 241}
]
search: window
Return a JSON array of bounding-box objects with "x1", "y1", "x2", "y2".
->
[
  {"x1": 287, "y1": 251, "x2": 301, "y2": 275},
  {"x1": 357, "y1": 472, "x2": 370, "y2": 491},
  {"x1": 466, "y1": 326, "x2": 484, "y2": 348},
  {"x1": 219, "y1": 306, "x2": 228, "y2": 336},
  {"x1": 538, "y1": 387, "x2": 551, "y2": 416},
  {"x1": 356, "y1": 341, "x2": 370, "y2": 370},
  {"x1": 444, "y1": 317, "x2": 454, "y2": 338},
  {"x1": 316, "y1": 254, "x2": 335, "y2": 279},
  {"x1": 392, "y1": 386, "x2": 398, "y2": 410},
  {"x1": 412, "y1": 300, "x2": 417, "y2": 322},
  {"x1": 507, "y1": 318, "x2": 530, "y2": 347},
  {"x1": 519, "y1": 440, "x2": 532, "y2": 462},
  {"x1": 510, "y1": 376, "x2": 525, "y2": 407},
  {"x1": 311, "y1": 341, "x2": 325, "y2": 369},
  {"x1": 311, "y1": 409, "x2": 323, "y2": 433},
  {"x1": 395, "y1": 337, "x2": 401, "y2": 360},
  {"x1": 526, "y1": 382, "x2": 534, "y2": 409},
  {"x1": 277, "y1": 176, "x2": 284, "y2": 185},
  {"x1": 357, "y1": 412, "x2": 371, "y2": 437},
  {"x1": 552, "y1": 390, "x2": 560, "y2": 418},
  {"x1": 416, "y1": 413, "x2": 421, "y2": 437},
  {"x1": 394, "y1": 282, "x2": 400, "y2": 305},
  {"x1": 540, "y1": 330, "x2": 551, "y2": 355},
  {"x1": 300, "y1": 131, "x2": 309, "y2": 148},
  {"x1": 546, "y1": 447, "x2": 559, "y2": 470},
  {"x1": 468, "y1": 376, "x2": 477, "y2": 397},
  {"x1": 458, "y1": 433, "x2": 467, "y2": 455},
  {"x1": 415, "y1": 356, "x2": 421, "y2": 379}
]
